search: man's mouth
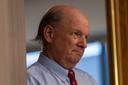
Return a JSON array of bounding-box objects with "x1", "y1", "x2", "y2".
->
[{"x1": 72, "y1": 48, "x2": 84, "y2": 55}]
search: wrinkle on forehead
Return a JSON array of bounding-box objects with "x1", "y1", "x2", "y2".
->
[{"x1": 48, "y1": 5, "x2": 89, "y2": 32}]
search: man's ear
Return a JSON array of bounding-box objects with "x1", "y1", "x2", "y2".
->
[{"x1": 43, "y1": 25, "x2": 54, "y2": 43}]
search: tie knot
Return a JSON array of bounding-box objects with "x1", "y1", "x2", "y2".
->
[
  {"x1": 68, "y1": 70, "x2": 75, "y2": 78},
  {"x1": 68, "y1": 69, "x2": 77, "y2": 85}
]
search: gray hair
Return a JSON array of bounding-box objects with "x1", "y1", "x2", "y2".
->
[{"x1": 34, "y1": 8, "x2": 64, "y2": 44}]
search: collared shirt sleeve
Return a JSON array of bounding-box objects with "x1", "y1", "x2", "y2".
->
[
  {"x1": 27, "y1": 73, "x2": 41, "y2": 85},
  {"x1": 75, "y1": 68, "x2": 97, "y2": 85},
  {"x1": 27, "y1": 53, "x2": 97, "y2": 85}
]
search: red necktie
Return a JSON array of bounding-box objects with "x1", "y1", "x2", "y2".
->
[{"x1": 68, "y1": 69, "x2": 78, "y2": 85}]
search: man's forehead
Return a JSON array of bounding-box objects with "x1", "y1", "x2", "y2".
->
[
  {"x1": 48, "y1": 5, "x2": 87, "y2": 18},
  {"x1": 49, "y1": 5, "x2": 77, "y2": 12}
]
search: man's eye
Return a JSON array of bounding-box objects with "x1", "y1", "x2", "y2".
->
[
  {"x1": 73, "y1": 32, "x2": 81, "y2": 36},
  {"x1": 71, "y1": 32, "x2": 81, "y2": 38}
]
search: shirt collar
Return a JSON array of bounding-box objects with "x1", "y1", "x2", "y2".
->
[{"x1": 38, "y1": 52, "x2": 69, "y2": 82}]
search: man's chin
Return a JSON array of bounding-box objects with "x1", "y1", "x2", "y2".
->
[{"x1": 72, "y1": 59, "x2": 81, "y2": 66}]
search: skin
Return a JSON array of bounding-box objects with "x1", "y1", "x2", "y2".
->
[{"x1": 43, "y1": 5, "x2": 90, "y2": 69}]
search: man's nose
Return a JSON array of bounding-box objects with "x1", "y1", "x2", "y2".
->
[{"x1": 78, "y1": 36, "x2": 87, "y2": 48}]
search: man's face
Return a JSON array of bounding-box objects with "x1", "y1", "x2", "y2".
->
[{"x1": 51, "y1": 14, "x2": 89, "y2": 69}]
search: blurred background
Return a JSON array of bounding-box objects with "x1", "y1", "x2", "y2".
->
[{"x1": 25, "y1": 0, "x2": 109, "y2": 85}]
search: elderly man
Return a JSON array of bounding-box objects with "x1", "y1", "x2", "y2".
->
[{"x1": 27, "y1": 5, "x2": 96, "y2": 85}]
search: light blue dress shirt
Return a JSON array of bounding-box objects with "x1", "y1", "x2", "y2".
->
[{"x1": 27, "y1": 53, "x2": 97, "y2": 85}]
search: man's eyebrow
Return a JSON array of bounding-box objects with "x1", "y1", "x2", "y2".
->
[
  {"x1": 72, "y1": 28, "x2": 85, "y2": 34},
  {"x1": 71, "y1": 27, "x2": 82, "y2": 31},
  {"x1": 71, "y1": 27, "x2": 89, "y2": 34}
]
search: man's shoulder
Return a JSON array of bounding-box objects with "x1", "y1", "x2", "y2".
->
[
  {"x1": 27, "y1": 62, "x2": 47, "y2": 78},
  {"x1": 74, "y1": 68, "x2": 90, "y2": 76},
  {"x1": 74, "y1": 68, "x2": 97, "y2": 85}
]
